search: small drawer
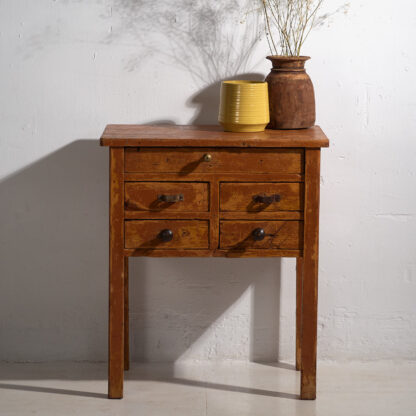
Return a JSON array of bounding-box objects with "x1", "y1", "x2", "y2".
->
[
  {"x1": 125, "y1": 148, "x2": 303, "y2": 174},
  {"x1": 125, "y1": 182, "x2": 209, "y2": 212},
  {"x1": 125, "y1": 220, "x2": 209, "y2": 249},
  {"x1": 220, "y1": 220, "x2": 302, "y2": 250},
  {"x1": 220, "y1": 183, "x2": 303, "y2": 212}
]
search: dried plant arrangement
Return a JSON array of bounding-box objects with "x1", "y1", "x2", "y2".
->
[{"x1": 259, "y1": 0, "x2": 349, "y2": 56}]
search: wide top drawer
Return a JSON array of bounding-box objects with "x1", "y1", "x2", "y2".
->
[{"x1": 125, "y1": 148, "x2": 304, "y2": 174}]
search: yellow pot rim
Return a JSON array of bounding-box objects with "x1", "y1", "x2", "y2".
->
[{"x1": 222, "y1": 80, "x2": 267, "y2": 85}]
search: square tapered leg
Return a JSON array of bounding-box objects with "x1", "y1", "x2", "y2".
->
[
  {"x1": 300, "y1": 149, "x2": 320, "y2": 400},
  {"x1": 108, "y1": 148, "x2": 125, "y2": 399},
  {"x1": 124, "y1": 257, "x2": 129, "y2": 371},
  {"x1": 296, "y1": 257, "x2": 303, "y2": 371}
]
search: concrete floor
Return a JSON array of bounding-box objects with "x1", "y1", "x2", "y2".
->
[{"x1": 0, "y1": 361, "x2": 415, "y2": 415}]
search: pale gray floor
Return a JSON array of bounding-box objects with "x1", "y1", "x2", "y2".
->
[{"x1": 0, "y1": 361, "x2": 415, "y2": 415}]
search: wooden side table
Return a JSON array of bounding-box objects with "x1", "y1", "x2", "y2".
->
[{"x1": 100, "y1": 125, "x2": 329, "y2": 400}]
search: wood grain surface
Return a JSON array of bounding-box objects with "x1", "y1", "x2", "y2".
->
[
  {"x1": 219, "y1": 220, "x2": 303, "y2": 250},
  {"x1": 104, "y1": 124, "x2": 329, "y2": 400},
  {"x1": 123, "y1": 257, "x2": 129, "y2": 372},
  {"x1": 125, "y1": 148, "x2": 303, "y2": 174},
  {"x1": 125, "y1": 220, "x2": 209, "y2": 249},
  {"x1": 300, "y1": 149, "x2": 321, "y2": 400},
  {"x1": 123, "y1": 248, "x2": 301, "y2": 258},
  {"x1": 296, "y1": 257, "x2": 303, "y2": 372},
  {"x1": 101, "y1": 124, "x2": 329, "y2": 148},
  {"x1": 220, "y1": 182, "x2": 303, "y2": 212},
  {"x1": 108, "y1": 148, "x2": 125, "y2": 399},
  {"x1": 125, "y1": 182, "x2": 209, "y2": 212},
  {"x1": 124, "y1": 172, "x2": 304, "y2": 182}
]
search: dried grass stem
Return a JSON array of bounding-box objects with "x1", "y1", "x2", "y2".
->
[{"x1": 259, "y1": 0, "x2": 347, "y2": 56}]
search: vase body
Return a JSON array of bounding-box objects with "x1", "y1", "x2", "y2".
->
[
  {"x1": 265, "y1": 56, "x2": 315, "y2": 130},
  {"x1": 218, "y1": 80, "x2": 269, "y2": 132}
]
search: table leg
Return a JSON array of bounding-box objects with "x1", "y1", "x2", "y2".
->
[
  {"x1": 108, "y1": 148, "x2": 125, "y2": 399},
  {"x1": 296, "y1": 257, "x2": 303, "y2": 371},
  {"x1": 124, "y1": 257, "x2": 130, "y2": 371},
  {"x1": 300, "y1": 149, "x2": 320, "y2": 400}
]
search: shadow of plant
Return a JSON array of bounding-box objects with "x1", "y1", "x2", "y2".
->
[
  {"x1": 107, "y1": 0, "x2": 262, "y2": 84},
  {"x1": 187, "y1": 72, "x2": 264, "y2": 124}
]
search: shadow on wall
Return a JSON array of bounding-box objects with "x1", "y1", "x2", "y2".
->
[
  {"x1": 0, "y1": 138, "x2": 282, "y2": 364},
  {"x1": 137, "y1": 70, "x2": 282, "y2": 365},
  {"x1": 145, "y1": 72, "x2": 265, "y2": 125},
  {"x1": 106, "y1": 0, "x2": 262, "y2": 83},
  {"x1": 130, "y1": 258, "x2": 281, "y2": 363},
  {"x1": 188, "y1": 73, "x2": 265, "y2": 124},
  {"x1": 0, "y1": 0, "x2": 283, "y2": 368},
  {"x1": 0, "y1": 141, "x2": 109, "y2": 361}
]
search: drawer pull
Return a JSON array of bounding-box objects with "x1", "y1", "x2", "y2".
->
[
  {"x1": 203, "y1": 153, "x2": 212, "y2": 162},
  {"x1": 158, "y1": 229, "x2": 174, "y2": 242},
  {"x1": 252, "y1": 228, "x2": 266, "y2": 241},
  {"x1": 252, "y1": 193, "x2": 281, "y2": 204},
  {"x1": 157, "y1": 194, "x2": 184, "y2": 203}
]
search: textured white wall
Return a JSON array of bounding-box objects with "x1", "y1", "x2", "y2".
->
[{"x1": 0, "y1": 0, "x2": 415, "y2": 363}]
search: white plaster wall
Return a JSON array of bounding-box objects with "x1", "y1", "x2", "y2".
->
[{"x1": 0, "y1": 0, "x2": 415, "y2": 363}]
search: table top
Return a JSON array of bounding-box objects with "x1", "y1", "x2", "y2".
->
[{"x1": 100, "y1": 125, "x2": 329, "y2": 148}]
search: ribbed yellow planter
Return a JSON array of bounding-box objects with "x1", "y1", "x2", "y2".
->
[{"x1": 218, "y1": 80, "x2": 270, "y2": 133}]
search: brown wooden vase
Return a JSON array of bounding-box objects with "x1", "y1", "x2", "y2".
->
[{"x1": 265, "y1": 56, "x2": 315, "y2": 130}]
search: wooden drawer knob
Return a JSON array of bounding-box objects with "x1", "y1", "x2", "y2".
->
[
  {"x1": 252, "y1": 228, "x2": 266, "y2": 241},
  {"x1": 203, "y1": 153, "x2": 212, "y2": 162},
  {"x1": 158, "y1": 229, "x2": 174, "y2": 242}
]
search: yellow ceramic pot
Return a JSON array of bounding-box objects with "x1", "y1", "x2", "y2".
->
[{"x1": 218, "y1": 80, "x2": 270, "y2": 132}]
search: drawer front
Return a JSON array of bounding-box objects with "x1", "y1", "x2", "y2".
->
[
  {"x1": 125, "y1": 148, "x2": 303, "y2": 174},
  {"x1": 125, "y1": 182, "x2": 209, "y2": 212},
  {"x1": 220, "y1": 221, "x2": 302, "y2": 250},
  {"x1": 125, "y1": 220, "x2": 209, "y2": 249},
  {"x1": 220, "y1": 183, "x2": 303, "y2": 212}
]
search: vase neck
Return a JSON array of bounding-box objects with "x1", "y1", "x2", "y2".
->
[{"x1": 267, "y1": 56, "x2": 310, "y2": 72}]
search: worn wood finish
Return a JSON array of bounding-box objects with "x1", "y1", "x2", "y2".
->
[
  {"x1": 124, "y1": 257, "x2": 129, "y2": 371},
  {"x1": 220, "y1": 182, "x2": 303, "y2": 212},
  {"x1": 124, "y1": 211, "x2": 302, "y2": 221},
  {"x1": 300, "y1": 149, "x2": 321, "y2": 400},
  {"x1": 108, "y1": 148, "x2": 124, "y2": 399},
  {"x1": 101, "y1": 124, "x2": 328, "y2": 148},
  {"x1": 220, "y1": 220, "x2": 303, "y2": 250},
  {"x1": 210, "y1": 180, "x2": 220, "y2": 250},
  {"x1": 220, "y1": 211, "x2": 302, "y2": 220},
  {"x1": 123, "y1": 248, "x2": 301, "y2": 258},
  {"x1": 296, "y1": 257, "x2": 303, "y2": 371},
  {"x1": 125, "y1": 148, "x2": 303, "y2": 174},
  {"x1": 102, "y1": 124, "x2": 328, "y2": 400},
  {"x1": 124, "y1": 211, "x2": 211, "y2": 220},
  {"x1": 266, "y1": 56, "x2": 315, "y2": 130},
  {"x1": 125, "y1": 182, "x2": 209, "y2": 212},
  {"x1": 125, "y1": 220, "x2": 209, "y2": 249},
  {"x1": 125, "y1": 172, "x2": 304, "y2": 182}
]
